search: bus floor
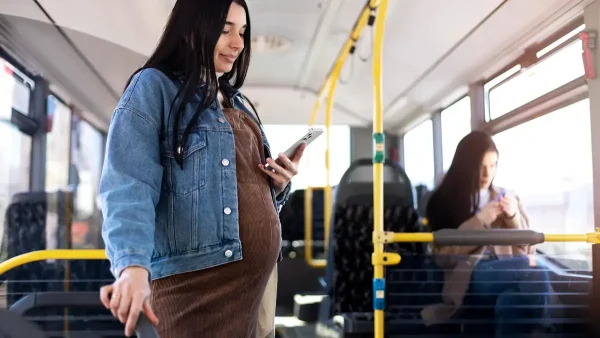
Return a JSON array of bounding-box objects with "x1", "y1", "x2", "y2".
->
[{"x1": 275, "y1": 316, "x2": 318, "y2": 338}]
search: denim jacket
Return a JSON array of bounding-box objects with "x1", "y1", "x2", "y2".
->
[{"x1": 99, "y1": 68, "x2": 291, "y2": 280}]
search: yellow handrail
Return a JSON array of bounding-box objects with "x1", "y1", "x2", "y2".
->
[
  {"x1": 303, "y1": 60, "x2": 342, "y2": 268},
  {"x1": 304, "y1": 187, "x2": 326, "y2": 267},
  {"x1": 304, "y1": 0, "x2": 381, "y2": 268},
  {"x1": 0, "y1": 249, "x2": 106, "y2": 276},
  {"x1": 370, "y1": 0, "x2": 389, "y2": 337},
  {"x1": 308, "y1": 0, "x2": 380, "y2": 126}
]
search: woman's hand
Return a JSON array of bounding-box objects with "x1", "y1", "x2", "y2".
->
[
  {"x1": 100, "y1": 267, "x2": 159, "y2": 337},
  {"x1": 476, "y1": 201, "x2": 502, "y2": 225},
  {"x1": 259, "y1": 143, "x2": 306, "y2": 194},
  {"x1": 499, "y1": 195, "x2": 518, "y2": 218}
]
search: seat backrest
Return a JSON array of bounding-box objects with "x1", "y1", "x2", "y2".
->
[
  {"x1": 335, "y1": 159, "x2": 414, "y2": 207},
  {"x1": 321, "y1": 159, "x2": 425, "y2": 315},
  {"x1": 279, "y1": 188, "x2": 325, "y2": 243},
  {"x1": 2, "y1": 191, "x2": 66, "y2": 307},
  {"x1": 2, "y1": 191, "x2": 113, "y2": 314}
]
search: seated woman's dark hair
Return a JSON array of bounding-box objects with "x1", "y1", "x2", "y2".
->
[
  {"x1": 426, "y1": 130, "x2": 498, "y2": 231},
  {"x1": 124, "y1": 0, "x2": 252, "y2": 167}
]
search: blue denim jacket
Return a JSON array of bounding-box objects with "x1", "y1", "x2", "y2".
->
[{"x1": 99, "y1": 68, "x2": 291, "y2": 280}]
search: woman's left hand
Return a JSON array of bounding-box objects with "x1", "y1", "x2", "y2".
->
[
  {"x1": 259, "y1": 143, "x2": 307, "y2": 194},
  {"x1": 499, "y1": 195, "x2": 518, "y2": 218}
]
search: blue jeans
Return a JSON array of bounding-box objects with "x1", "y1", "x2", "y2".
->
[{"x1": 468, "y1": 256, "x2": 551, "y2": 337}]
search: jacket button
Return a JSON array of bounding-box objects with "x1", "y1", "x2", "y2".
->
[
  {"x1": 224, "y1": 207, "x2": 231, "y2": 215},
  {"x1": 222, "y1": 159, "x2": 230, "y2": 166},
  {"x1": 224, "y1": 250, "x2": 233, "y2": 258},
  {"x1": 218, "y1": 118, "x2": 226, "y2": 123}
]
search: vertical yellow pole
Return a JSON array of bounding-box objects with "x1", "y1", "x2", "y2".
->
[
  {"x1": 324, "y1": 63, "x2": 342, "y2": 251},
  {"x1": 308, "y1": 90, "x2": 324, "y2": 126},
  {"x1": 372, "y1": 1, "x2": 389, "y2": 338}
]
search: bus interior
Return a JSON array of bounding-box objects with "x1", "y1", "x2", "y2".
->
[{"x1": 1, "y1": 0, "x2": 600, "y2": 337}]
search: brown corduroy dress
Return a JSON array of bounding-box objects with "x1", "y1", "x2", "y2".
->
[{"x1": 150, "y1": 107, "x2": 282, "y2": 338}]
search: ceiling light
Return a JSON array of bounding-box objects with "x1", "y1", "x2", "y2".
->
[{"x1": 251, "y1": 35, "x2": 292, "y2": 54}]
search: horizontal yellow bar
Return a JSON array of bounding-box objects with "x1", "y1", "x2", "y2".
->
[
  {"x1": 0, "y1": 249, "x2": 107, "y2": 276},
  {"x1": 391, "y1": 233, "x2": 435, "y2": 243},
  {"x1": 306, "y1": 259, "x2": 327, "y2": 268},
  {"x1": 544, "y1": 234, "x2": 592, "y2": 242},
  {"x1": 387, "y1": 232, "x2": 600, "y2": 244}
]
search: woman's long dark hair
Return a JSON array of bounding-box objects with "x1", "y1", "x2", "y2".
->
[
  {"x1": 426, "y1": 131, "x2": 499, "y2": 231},
  {"x1": 125, "y1": 0, "x2": 252, "y2": 167}
]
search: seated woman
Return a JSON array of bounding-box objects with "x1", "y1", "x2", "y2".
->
[{"x1": 421, "y1": 131, "x2": 551, "y2": 336}]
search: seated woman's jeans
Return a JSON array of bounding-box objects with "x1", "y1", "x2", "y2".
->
[{"x1": 468, "y1": 256, "x2": 551, "y2": 336}]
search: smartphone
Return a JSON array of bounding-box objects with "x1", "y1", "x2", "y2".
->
[
  {"x1": 264, "y1": 128, "x2": 324, "y2": 170},
  {"x1": 494, "y1": 190, "x2": 506, "y2": 202}
]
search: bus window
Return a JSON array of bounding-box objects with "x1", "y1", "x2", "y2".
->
[
  {"x1": 45, "y1": 95, "x2": 72, "y2": 191},
  {"x1": 0, "y1": 57, "x2": 33, "y2": 254},
  {"x1": 487, "y1": 37, "x2": 584, "y2": 120},
  {"x1": 403, "y1": 119, "x2": 434, "y2": 189},
  {"x1": 70, "y1": 116, "x2": 105, "y2": 248},
  {"x1": 493, "y1": 99, "x2": 593, "y2": 269},
  {"x1": 441, "y1": 96, "x2": 471, "y2": 171}
]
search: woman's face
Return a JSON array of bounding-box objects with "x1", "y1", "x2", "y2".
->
[
  {"x1": 214, "y1": 2, "x2": 246, "y2": 74},
  {"x1": 480, "y1": 150, "x2": 498, "y2": 189}
]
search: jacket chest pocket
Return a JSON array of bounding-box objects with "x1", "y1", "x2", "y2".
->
[{"x1": 161, "y1": 131, "x2": 207, "y2": 196}]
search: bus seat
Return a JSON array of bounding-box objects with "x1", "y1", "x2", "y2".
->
[
  {"x1": 279, "y1": 188, "x2": 325, "y2": 244},
  {"x1": 2, "y1": 191, "x2": 114, "y2": 332},
  {"x1": 2, "y1": 191, "x2": 67, "y2": 307},
  {"x1": 318, "y1": 160, "x2": 435, "y2": 323}
]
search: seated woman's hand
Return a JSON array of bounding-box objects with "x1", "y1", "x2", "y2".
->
[
  {"x1": 100, "y1": 267, "x2": 159, "y2": 337},
  {"x1": 476, "y1": 201, "x2": 502, "y2": 225},
  {"x1": 499, "y1": 195, "x2": 518, "y2": 218}
]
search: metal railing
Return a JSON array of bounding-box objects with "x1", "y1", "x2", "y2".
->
[{"x1": 304, "y1": 0, "x2": 381, "y2": 268}]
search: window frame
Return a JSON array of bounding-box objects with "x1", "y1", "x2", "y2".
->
[{"x1": 483, "y1": 17, "x2": 585, "y2": 122}]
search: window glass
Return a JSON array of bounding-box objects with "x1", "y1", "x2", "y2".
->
[
  {"x1": 46, "y1": 95, "x2": 72, "y2": 191},
  {"x1": 262, "y1": 125, "x2": 351, "y2": 191},
  {"x1": 487, "y1": 39, "x2": 584, "y2": 120},
  {"x1": 441, "y1": 96, "x2": 471, "y2": 171},
  {"x1": 70, "y1": 116, "x2": 105, "y2": 248},
  {"x1": 493, "y1": 99, "x2": 593, "y2": 269},
  {"x1": 403, "y1": 120, "x2": 434, "y2": 189},
  {"x1": 0, "y1": 58, "x2": 33, "y2": 255},
  {"x1": 0, "y1": 58, "x2": 33, "y2": 120}
]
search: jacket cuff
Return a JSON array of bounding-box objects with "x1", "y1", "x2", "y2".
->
[
  {"x1": 275, "y1": 182, "x2": 292, "y2": 211},
  {"x1": 111, "y1": 251, "x2": 151, "y2": 280}
]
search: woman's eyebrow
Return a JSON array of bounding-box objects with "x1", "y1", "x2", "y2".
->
[{"x1": 225, "y1": 21, "x2": 247, "y2": 28}]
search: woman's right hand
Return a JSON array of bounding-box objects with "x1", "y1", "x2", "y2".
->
[
  {"x1": 100, "y1": 267, "x2": 159, "y2": 337},
  {"x1": 476, "y1": 201, "x2": 502, "y2": 225}
]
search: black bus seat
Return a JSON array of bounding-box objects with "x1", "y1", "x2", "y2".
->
[
  {"x1": 2, "y1": 191, "x2": 115, "y2": 330},
  {"x1": 321, "y1": 158, "x2": 418, "y2": 295},
  {"x1": 312, "y1": 159, "x2": 451, "y2": 336},
  {"x1": 279, "y1": 188, "x2": 326, "y2": 244},
  {"x1": 2, "y1": 191, "x2": 70, "y2": 306},
  {"x1": 8, "y1": 291, "x2": 158, "y2": 337}
]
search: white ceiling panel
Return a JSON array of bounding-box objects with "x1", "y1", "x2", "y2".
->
[
  {"x1": 63, "y1": 26, "x2": 147, "y2": 96},
  {"x1": 0, "y1": 0, "x2": 50, "y2": 23},
  {"x1": 36, "y1": 0, "x2": 171, "y2": 56},
  {"x1": 242, "y1": 86, "x2": 367, "y2": 126}
]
